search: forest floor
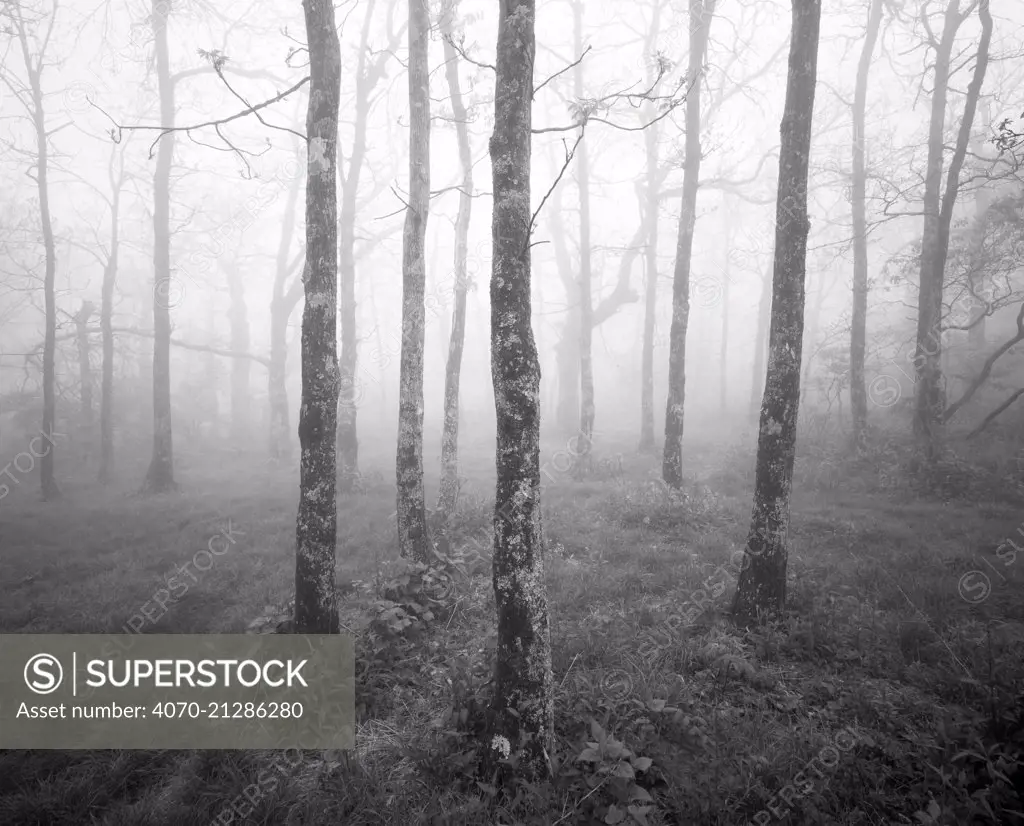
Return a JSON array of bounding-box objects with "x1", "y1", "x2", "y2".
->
[{"x1": 1, "y1": 425, "x2": 1023, "y2": 825}]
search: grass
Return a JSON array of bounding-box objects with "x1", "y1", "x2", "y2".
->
[{"x1": 1, "y1": 421, "x2": 1023, "y2": 825}]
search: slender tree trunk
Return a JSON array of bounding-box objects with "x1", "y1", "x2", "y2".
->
[
  {"x1": 487, "y1": 0, "x2": 552, "y2": 780},
  {"x1": 144, "y1": 0, "x2": 176, "y2": 492},
  {"x1": 269, "y1": 161, "x2": 303, "y2": 461},
  {"x1": 21, "y1": 38, "x2": 60, "y2": 499},
  {"x1": 294, "y1": 0, "x2": 341, "y2": 635},
  {"x1": 750, "y1": 254, "x2": 772, "y2": 424},
  {"x1": 550, "y1": 178, "x2": 580, "y2": 435},
  {"x1": 437, "y1": 3, "x2": 473, "y2": 520},
  {"x1": 99, "y1": 162, "x2": 121, "y2": 484},
  {"x1": 800, "y1": 270, "x2": 824, "y2": 408},
  {"x1": 967, "y1": 177, "x2": 990, "y2": 352},
  {"x1": 640, "y1": 134, "x2": 659, "y2": 452},
  {"x1": 573, "y1": 0, "x2": 595, "y2": 474},
  {"x1": 75, "y1": 302, "x2": 96, "y2": 452},
  {"x1": 719, "y1": 227, "x2": 730, "y2": 416},
  {"x1": 396, "y1": 0, "x2": 431, "y2": 563},
  {"x1": 638, "y1": 0, "x2": 663, "y2": 454},
  {"x1": 850, "y1": 0, "x2": 883, "y2": 452},
  {"x1": 226, "y1": 264, "x2": 250, "y2": 445},
  {"x1": 335, "y1": 4, "x2": 377, "y2": 494},
  {"x1": 731, "y1": 0, "x2": 820, "y2": 627},
  {"x1": 663, "y1": 0, "x2": 716, "y2": 488},
  {"x1": 913, "y1": 0, "x2": 990, "y2": 455}
]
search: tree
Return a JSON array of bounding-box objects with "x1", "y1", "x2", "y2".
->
[
  {"x1": 731, "y1": 0, "x2": 821, "y2": 626},
  {"x1": 143, "y1": 0, "x2": 176, "y2": 492},
  {"x1": 293, "y1": 0, "x2": 342, "y2": 635},
  {"x1": 437, "y1": 0, "x2": 474, "y2": 522},
  {"x1": 573, "y1": 0, "x2": 595, "y2": 473},
  {"x1": 268, "y1": 150, "x2": 304, "y2": 461},
  {"x1": 337, "y1": 0, "x2": 406, "y2": 493},
  {"x1": 396, "y1": 0, "x2": 432, "y2": 564},
  {"x1": 849, "y1": 0, "x2": 884, "y2": 452},
  {"x1": 912, "y1": 0, "x2": 992, "y2": 456},
  {"x1": 1, "y1": 0, "x2": 61, "y2": 500},
  {"x1": 487, "y1": 0, "x2": 553, "y2": 779},
  {"x1": 663, "y1": 0, "x2": 716, "y2": 489}
]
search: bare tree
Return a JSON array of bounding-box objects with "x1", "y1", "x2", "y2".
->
[
  {"x1": 294, "y1": 0, "x2": 342, "y2": 634},
  {"x1": 663, "y1": 0, "x2": 716, "y2": 489},
  {"x1": 850, "y1": 0, "x2": 884, "y2": 452},
  {"x1": 1, "y1": 0, "x2": 61, "y2": 499},
  {"x1": 396, "y1": 0, "x2": 432, "y2": 563},
  {"x1": 437, "y1": 0, "x2": 473, "y2": 522},
  {"x1": 573, "y1": 0, "x2": 595, "y2": 474},
  {"x1": 486, "y1": 0, "x2": 553, "y2": 780},
  {"x1": 142, "y1": 0, "x2": 177, "y2": 492},
  {"x1": 731, "y1": 0, "x2": 821, "y2": 626},
  {"x1": 912, "y1": 0, "x2": 992, "y2": 456},
  {"x1": 337, "y1": 0, "x2": 406, "y2": 493}
]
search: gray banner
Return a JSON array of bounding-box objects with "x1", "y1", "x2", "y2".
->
[{"x1": 0, "y1": 634, "x2": 354, "y2": 749}]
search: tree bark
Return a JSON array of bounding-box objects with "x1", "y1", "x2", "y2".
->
[
  {"x1": 294, "y1": 0, "x2": 342, "y2": 635},
  {"x1": 396, "y1": 0, "x2": 431, "y2": 563},
  {"x1": 144, "y1": 0, "x2": 176, "y2": 492},
  {"x1": 487, "y1": 0, "x2": 553, "y2": 780},
  {"x1": 731, "y1": 0, "x2": 820, "y2": 627},
  {"x1": 437, "y1": 2, "x2": 473, "y2": 521},
  {"x1": 850, "y1": 0, "x2": 883, "y2": 452},
  {"x1": 913, "y1": 0, "x2": 991, "y2": 456},
  {"x1": 663, "y1": 0, "x2": 715, "y2": 488}
]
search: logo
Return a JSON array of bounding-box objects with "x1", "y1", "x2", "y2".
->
[{"x1": 24, "y1": 653, "x2": 63, "y2": 694}]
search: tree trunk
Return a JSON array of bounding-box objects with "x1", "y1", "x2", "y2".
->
[
  {"x1": 731, "y1": 0, "x2": 820, "y2": 627},
  {"x1": 22, "y1": 35, "x2": 59, "y2": 499},
  {"x1": 719, "y1": 224, "x2": 730, "y2": 416},
  {"x1": 663, "y1": 0, "x2": 715, "y2": 488},
  {"x1": 639, "y1": 130, "x2": 660, "y2": 452},
  {"x1": 573, "y1": 0, "x2": 595, "y2": 473},
  {"x1": 550, "y1": 178, "x2": 580, "y2": 435},
  {"x1": 487, "y1": 0, "x2": 553, "y2": 780},
  {"x1": 437, "y1": 2, "x2": 473, "y2": 521},
  {"x1": 335, "y1": 3, "x2": 378, "y2": 494},
  {"x1": 913, "y1": 0, "x2": 991, "y2": 456},
  {"x1": 750, "y1": 253, "x2": 773, "y2": 424},
  {"x1": 294, "y1": 0, "x2": 342, "y2": 635},
  {"x1": 967, "y1": 146, "x2": 990, "y2": 352},
  {"x1": 637, "y1": 0, "x2": 663, "y2": 455},
  {"x1": 396, "y1": 0, "x2": 431, "y2": 564},
  {"x1": 144, "y1": 0, "x2": 176, "y2": 492},
  {"x1": 99, "y1": 159, "x2": 121, "y2": 484},
  {"x1": 75, "y1": 302, "x2": 96, "y2": 450},
  {"x1": 226, "y1": 264, "x2": 250, "y2": 445},
  {"x1": 850, "y1": 0, "x2": 883, "y2": 452},
  {"x1": 269, "y1": 159, "x2": 303, "y2": 461}
]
